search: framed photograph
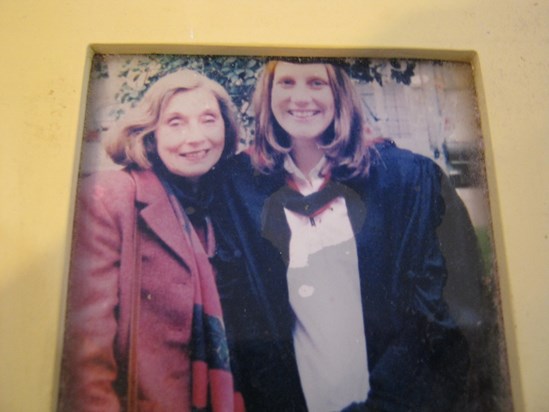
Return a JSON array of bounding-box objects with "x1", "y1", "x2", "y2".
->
[
  {"x1": 2, "y1": 2, "x2": 547, "y2": 412},
  {"x1": 57, "y1": 53, "x2": 512, "y2": 411}
]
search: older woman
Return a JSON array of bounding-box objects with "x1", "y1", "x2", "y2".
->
[
  {"x1": 215, "y1": 60, "x2": 471, "y2": 412},
  {"x1": 59, "y1": 70, "x2": 242, "y2": 412}
]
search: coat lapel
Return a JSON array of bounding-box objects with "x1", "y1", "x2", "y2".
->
[{"x1": 131, "y1": 169, "x2": 195, "y2": 265}]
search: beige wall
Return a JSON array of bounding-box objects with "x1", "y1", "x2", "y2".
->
[{"x1": 0, "y1": 1, "x2": 547, "y2": 410}]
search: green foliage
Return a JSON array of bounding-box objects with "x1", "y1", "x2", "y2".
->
[
  {"x1": 92, "y1": 55, "x2": 418, "y2": 143},
  {"x1": 475, "y1": 226, "x2": 495, "y2": 283},
  {"x1": 96, "y1": 55, "x2": 266, "y2": 141},
  {"x1": 91, "y1": 56, "x2": 109, "y2": 80},
  {"x1": 389, "y1": 59, "x2": 416, "y2": 86}
]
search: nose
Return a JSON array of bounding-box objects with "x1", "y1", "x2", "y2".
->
[
  {"x1": 290, "y1": 83, "x2": 313, "y2": 106},
  {"x1": 181, "y1": 121, "x2": 206, "y2": 145}
]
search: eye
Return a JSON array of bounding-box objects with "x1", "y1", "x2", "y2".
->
[
  {"x1": 201, "y1": 113, "x2": 220, "y2": 124},
  {"x1": 276, "y1": 77, "x2": 295, "y2": 88},
  {"x1": 167, "y1": 117, "x2": 183, "y2": 127},
  {"x1": 310, "y1": 78, "x2": 328, "y2": 88}
]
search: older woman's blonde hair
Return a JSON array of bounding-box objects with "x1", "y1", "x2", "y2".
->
[
  {"x1": 105, "y1": 69, "x2": 239, "y2": 169},
  {"x1": 250, "y1": 60, "x2": 375, "y2": 180}
]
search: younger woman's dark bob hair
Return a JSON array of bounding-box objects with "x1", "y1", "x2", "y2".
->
[
  {"x1": 105, "y1": 69, "x2": 240, "y2": 170},
  {"x1": 250, "y1": 60, "x2": 377, "y2": 179}
]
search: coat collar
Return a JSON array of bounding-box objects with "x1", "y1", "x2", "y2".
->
[{"x1": 130, "y1": 168, "x2": 195, "y2": 264}]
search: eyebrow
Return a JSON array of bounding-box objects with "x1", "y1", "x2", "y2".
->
[
  {"x1": 308, "y1": 75, "x2": 329, "y2": 81},
  {"x1": 275, "y1": 72, "x2": 329, "y2": 79},
  {"x1": 200, "y1": 109, "x2": 220, "y2": 116},
  {"x1": 164, "y1": 108, "x2": 220, "y2": 119},
  {"x1": 165, "y1": 113, "x2": 186, "y2": 120}
]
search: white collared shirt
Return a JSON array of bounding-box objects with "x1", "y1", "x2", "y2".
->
[{"x1": 283, "y1": 156, "x2": 369, "y2": 412}]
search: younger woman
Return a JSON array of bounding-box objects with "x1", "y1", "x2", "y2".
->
[{"x1": 216, "y1": 60, "x2": 470, "y2": 412}]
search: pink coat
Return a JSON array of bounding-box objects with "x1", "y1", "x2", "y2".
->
[{"x1": 59, "y1": 168, "x2": 200, "y2": 412}]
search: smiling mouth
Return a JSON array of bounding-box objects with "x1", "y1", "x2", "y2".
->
[
  {"x1": 180, "y1": 149, "x2": 209, "y2": 160},
  {"x1": 288, "y1": 110, "x2": 320, "y2": 119}
]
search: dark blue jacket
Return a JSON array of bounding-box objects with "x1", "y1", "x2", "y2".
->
[{"x1": 213, "y1": 142, "x2": 470, "y2": 412}]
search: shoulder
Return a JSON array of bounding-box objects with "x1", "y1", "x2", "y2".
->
[
  {"x1": 368, "y1": 140, "x2": 442, "y2": 187},
  {"x1": 225, "y1": 152, "x2": 255, "y2": 176},
  {"x1": 79, "y1": 168, "x2": 135, "y2": 194},
  {"x1": 77, "y1": 169, "x2": 137, "y2": 213},
  {"x1": 372, "y1": 140, "x2": 440, "y2": 173},
  {"x1": 224, "y1": 152, "x2": 285, "y2": 194}
]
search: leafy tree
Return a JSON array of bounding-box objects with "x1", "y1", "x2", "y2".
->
[{"x1": 92, "y1": 54, "x2": 417, "y2": 144}]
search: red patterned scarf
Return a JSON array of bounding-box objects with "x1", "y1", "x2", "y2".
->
[{"x1": 167, "y1": 189, "x2": 245, "y2": 412}]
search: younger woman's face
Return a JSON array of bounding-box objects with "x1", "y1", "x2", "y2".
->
[
  {"x1": 271, "y1": 62, "x2": 335, "y2": 144},
  {"x1": 155, "y1": 88, "x2": 225, "y2": 181}
]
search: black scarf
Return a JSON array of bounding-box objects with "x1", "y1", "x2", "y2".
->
[
  {"x1": 261, "y1": 177, "x2": 367, "y2": 264},
  {"x1": 153, "y1": 162, "x2": 216, "y2": 238}
]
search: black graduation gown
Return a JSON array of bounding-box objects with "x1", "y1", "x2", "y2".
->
[{"x1": 213, "y1": 142, "x2": 473, "y2": 412}]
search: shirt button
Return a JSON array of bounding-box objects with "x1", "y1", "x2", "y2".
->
[{"x1": 298, "y1": 284, "x2": 315, "y2": 298}]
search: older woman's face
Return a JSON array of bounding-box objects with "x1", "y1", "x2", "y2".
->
[
  {"x1": 155, "y1": 88, "x2": 225, "y2": 181},
  {"x1": 271, "y1": 62, "x2": 335, "y2": 143}
]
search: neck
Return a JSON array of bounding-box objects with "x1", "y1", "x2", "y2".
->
[
  {"x1": 185, "y1": 177, "x2": 200, "y2": 193},
  {"x1": 153, "y1": 161, "x2": 203, "y2": 193},
  {"x1": 290, "y1": 139, "x2": 324, "y2": 176}
]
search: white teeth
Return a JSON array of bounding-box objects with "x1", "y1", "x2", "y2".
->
[
  {"x1": 289, "y1": 110, "x2": 317, "y2": 118},
  {"x1": 181, "y1": 150, "x2": 208, "y2": 160}
]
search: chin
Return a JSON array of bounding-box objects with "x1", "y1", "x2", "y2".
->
[{"x1": 290, "y1": 131, "x2": 324, "y2": 141}]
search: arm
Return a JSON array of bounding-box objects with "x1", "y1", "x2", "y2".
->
[
  {"x1": 59, "y1": 175, "x2": 128, "y2": 412},
  {"x1": 351, "y1": 156, "x2": 470, "y2": 412},
  {"x1": 365, "y1": 240, "x2": 469, "y2": 412}
]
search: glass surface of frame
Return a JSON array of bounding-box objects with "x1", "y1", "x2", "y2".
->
[{"x1": 58, "y1": 53, "x2": 513, "y2": 411}]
